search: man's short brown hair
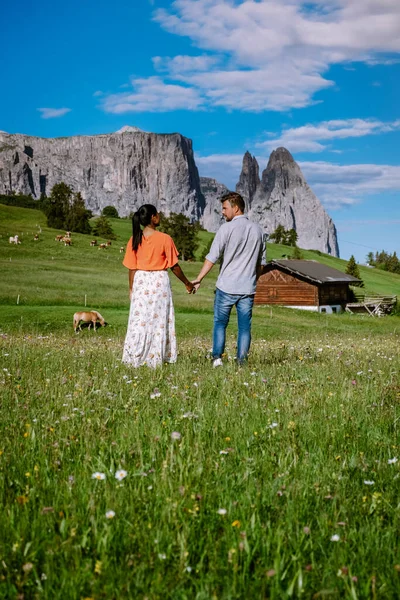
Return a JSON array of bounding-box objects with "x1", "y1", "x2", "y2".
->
[{"x1": 220, "y1": 191, "x2": 245, "y2": 213}]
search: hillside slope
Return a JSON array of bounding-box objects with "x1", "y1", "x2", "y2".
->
[{"x1": 1, "y1": 205, "x2": 399, "y2": 309}]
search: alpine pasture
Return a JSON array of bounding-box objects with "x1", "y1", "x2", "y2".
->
[{"x1": 0, "y1": 205, "x2": 400, "y2": 599}]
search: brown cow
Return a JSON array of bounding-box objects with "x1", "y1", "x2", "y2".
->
[
  {"x1": 73, "y1": 310, "x2": 106, "y2": 333},
  {"x1": 63, "y1": 237, "x2": 72, "y2": 246},
  {"x1": 106, "y1": 240, "x2": 112, "y2": 247},
  {"x1": 119, "y1": 246, "x2": 125, "y2": 253},
  {"x1": 98, "y1": 243, "x2": 107, "y2": 250},
  {"x1": 90, "y1": 240, "x2": 97, "y2": 246},
  {"x1": 34, "y1": 234, "x2": 39, "y2": 241}
]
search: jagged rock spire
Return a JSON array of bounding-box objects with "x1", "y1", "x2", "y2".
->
[
  {"x1": 236, "y1": 151, "x2": 260, "y2": 208},
  {"x1": 237, "y1": 147, "x2": 340, "y2": 257}
]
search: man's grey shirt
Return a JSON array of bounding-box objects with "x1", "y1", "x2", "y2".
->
[{"x1": 206, "y1": 215, "x2": 267, "y2": 295}]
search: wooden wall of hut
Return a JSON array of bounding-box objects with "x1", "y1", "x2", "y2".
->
[
  {"x1": 255, "y1": 269, "x2": 318, "y2": 306},
  {"x1": 318, "y1": 284, "x2": 348, "y2": 306}
]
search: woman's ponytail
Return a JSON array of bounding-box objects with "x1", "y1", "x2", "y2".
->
[
  {"x1": 131, "y1": 204, "x2": 158, "y2": 251},
  {"x1": 132, "y1": 211, "x2": 142, "y2": 251}
]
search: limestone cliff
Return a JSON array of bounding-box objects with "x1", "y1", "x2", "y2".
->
[
  {"x1": 237, "y1": 148, "x2": 339, "y2": 257},
  {"x1": 199, "y1": 177, "x2": 229, "y2": 232},
  {"x1": 0, "y1": 129, "x2": 205, "y2": 220}
]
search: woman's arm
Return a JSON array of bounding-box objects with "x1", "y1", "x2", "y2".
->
[
  {"x1": 128, "y1": 269, "x2": 137, "y2": 300},
  {"x1": 170, "y1": 263, "x2": 195, "y2": 293}
]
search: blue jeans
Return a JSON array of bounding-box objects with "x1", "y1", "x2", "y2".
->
[{"x1": 213, "y1": 288, "x2": 255, "y2": 363}]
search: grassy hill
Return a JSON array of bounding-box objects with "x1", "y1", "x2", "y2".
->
[
  {"x1": 1, "y1": 204, "x2": 399, "y2": 302},
  {"x1": 0, "y1": 203, "x2": 399, "y2": 336}
]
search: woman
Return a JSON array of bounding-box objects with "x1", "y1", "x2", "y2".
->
[{"x1": 122, "y1": 204, "x2": 194, "y2": 368}]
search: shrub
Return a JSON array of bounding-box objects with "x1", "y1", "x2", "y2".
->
[{"x1": 102, "y1": 205, "x2": 119, "y2": 219}]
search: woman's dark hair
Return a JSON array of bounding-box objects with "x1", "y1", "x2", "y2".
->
[{"x1": 132, "y1": 204, "x2": 158, "y2": 251}]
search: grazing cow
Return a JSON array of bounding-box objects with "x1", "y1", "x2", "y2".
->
[
  {"x1": 9, "y1": 235, "x2": 20, "y2": 244},
  {"x1": 90, "y1": 240, "x2": 97, "y2": 246},
  {"x1": 34, "y1": 234, "x2": 39, "y2": 241},
  {"x1": 119, "y1": 246, "x2": 125, "y2": 253},
  {"x1": 55, "y1": 235, "x2": 64, "y2": 242},
  {"x1": 106, "y1": 240, "x2": 112, "y2": 247},
  {"x1": 98, "y1": 243, "x2": 107, "y2": 250},
  {"x1": 63, "y1": 237, "x2": 72, "y2": 246},
  {"x1": 73, "y1": 310, "x2": 106, "y2": 333}
]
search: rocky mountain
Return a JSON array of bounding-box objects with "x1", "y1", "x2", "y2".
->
[
  {"x1": 199, "y1": 177, "x2": 229, "y2": 232},
  {"x1": 0, "y1": 129, "x2": 205, "y2": 220},
  {"x1": 236, "y1": 148, "x2": 339, "y2": 257},
  {"x1": 0, "y1": 126, "x2": 339, "y2": 256},
  {"x1": 236, "y1": 151, "x2": 260, "y2": 206}
]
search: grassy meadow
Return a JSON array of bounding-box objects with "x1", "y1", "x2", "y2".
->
[{"x1": 1, "y1": 205, "x2": 400, "y2": 599}]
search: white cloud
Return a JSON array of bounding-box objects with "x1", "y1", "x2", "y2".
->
[
  {"x1": 152, "y1": 54, "x2": 218, "y2": 74},
  {"x1": 258, "y1": 118, "x2": 400, "y2": 152},
  {"x1": 101, "y1": 76, "x2": 204, "y2": 113},
  {"x1": 37, "y1": 107, "x2": 71, "y2": 119},
  {"x1": 196, "y1": 152, "x2": 247, "y2": 188},
  {"x1": 99, "y1": 1, "x2": 400, "y2": 114},
  {"x1": 146, "y1": 0, "x2": 400, "y2": 112},
  {"x1": 300, "y1": 160, "x2": 400, "y2": 208},
  {"x1": 196, "y1": 151, "x2": 400, "y2": 209}
]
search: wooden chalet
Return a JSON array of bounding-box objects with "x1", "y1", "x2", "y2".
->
[{"x1": 255, "y1": 259, "x2": 361, "y2": 313}]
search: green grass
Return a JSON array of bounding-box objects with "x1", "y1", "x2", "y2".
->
[{"x1": 0, "y1": 205, "x2": 400, "y2": 598}]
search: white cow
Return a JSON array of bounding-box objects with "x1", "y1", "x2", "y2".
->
[{"x1": 9, "y1": 235, "x2": 20, "y2": 244}]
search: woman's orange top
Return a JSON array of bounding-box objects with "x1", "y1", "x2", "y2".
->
[{"x1": 123, "y1": 231, "x2": 179, "y2": 271}]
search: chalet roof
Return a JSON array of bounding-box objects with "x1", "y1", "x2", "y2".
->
[{"x1": 269, "y1": 259, "x2": 361, "y2": 284}]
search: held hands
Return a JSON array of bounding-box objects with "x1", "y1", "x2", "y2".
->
[
  {"x1": 191, "y1": 280, "x2": 201, "y2": 293},
  {"x1": 186, "y1": 279, "x2": 201, "y2": 294}
]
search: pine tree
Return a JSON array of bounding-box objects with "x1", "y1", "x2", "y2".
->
[
  {"x1": 346, "y1": 255, "x2": 364, "y2": 287},
  {"x1": 45, "y1": 182, "x2": 73, "y2": 229},
  {"x1": 269, "y1": 224, "x2": 286, "y2": 244},
  {"x1": 92, "y1": 215, "x2": 117, "y2": 240},
  {"x1": 102, "y1": 205, "x2": 119, "y2": 218},
  {"x1": 291, "y1": 245, "x2": 303, "y2": 259},
  {"x1": 286, "y1": 228, "x2": 298, "y2": 247},
  {"x1": 159, "y1": 213, "x2": 198, "y2": 261},
  {"x1": 66, "y1": 192, "x2": 92, "y2": 234}
]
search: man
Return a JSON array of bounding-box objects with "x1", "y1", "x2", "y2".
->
[{"x1": 193, "y1": 192, "x2": 267, "y2": 366}]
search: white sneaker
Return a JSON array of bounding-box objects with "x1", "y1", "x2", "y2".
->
[{"x1": 213, "y1": 358, "x2": 223, "y2": 368}]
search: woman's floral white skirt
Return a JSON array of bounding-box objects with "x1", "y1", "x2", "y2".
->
[{"x1": 122, "y1": 270, "x2": 177, "y2": 368}]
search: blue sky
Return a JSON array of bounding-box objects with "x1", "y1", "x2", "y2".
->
[{"x1": 1, "y1": 0, "x2": 399, "y2": 262}]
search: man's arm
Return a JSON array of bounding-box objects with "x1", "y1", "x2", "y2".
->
[
  {"x1": 256, "y1": 232, "x2": 268, "y2": 280},
  {"x1": 192, "y1": 229, "x2": 225, "y2": 288},
  {"x1": 193, "y1": 259, "x2": 215, "y2": 287}
]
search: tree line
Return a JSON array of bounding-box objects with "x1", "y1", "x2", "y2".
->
[{"x1": 366, "y1": 251, "x2": 400, "y2": 275}]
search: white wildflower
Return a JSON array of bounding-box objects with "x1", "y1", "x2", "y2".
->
[{"x1": 115, "y1": 470, "x2": 128, "y2": 481}]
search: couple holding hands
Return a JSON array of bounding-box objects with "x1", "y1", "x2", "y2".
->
[{"x1": 122, "y1": 192, "x2": 266, "y2": 369}]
